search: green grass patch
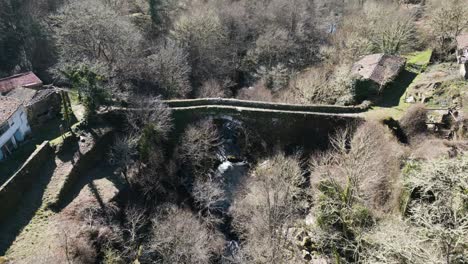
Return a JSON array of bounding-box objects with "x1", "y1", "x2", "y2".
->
[
  {"x1": 365, "y1": 51, "x2": 435, "y2": 120},
  {"x1": 404, "y1": 49, "x2": 432, "y2": 73},
  {"x1": 425, "y1": 79, "x2": 467, "y2": 108},
  {"x1": 68, "y1": 90, "x2": 80, "y2": 106}
]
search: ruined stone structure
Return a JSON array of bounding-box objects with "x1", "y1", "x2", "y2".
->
[
  {"x1": 6, "y1": 87, "x2": 62, "y2": 126},
  {"x1": 456, "y1": 34, "x2": 468, "y2": 79},
  {"x1": 352, "y1": 53, "x2": 406, "y2": 93}
]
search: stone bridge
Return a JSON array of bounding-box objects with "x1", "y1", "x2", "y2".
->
[{"x1": 162, "y1": 98, "x2": 367, "y2": 151}]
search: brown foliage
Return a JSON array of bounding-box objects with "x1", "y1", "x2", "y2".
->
[
  {"x1": 144, "y1": 205, "x2": 225, "y2": 264},
  {"x1": 311, "y1": 121, "x2": 404, "y2": 214},
  {"x1": 177, "y1": 119, "x2": 221, "y2": 179},
  {"x1": 196, "y1": 79, "x2": 232, "y2": 98},
  {"x1": 399, "y1": 103, "x2": 428, "y2": 142},
  {"x1": 230, "y1": 153, "x2": 305, "y2": 263},
  {"x1": 236, "y1": 82, "x2": 273, "y2": 102}
]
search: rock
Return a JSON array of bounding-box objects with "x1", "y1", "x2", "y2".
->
[
  {"x1": 302, "y1": 250, "x2": 312, "y2": 261},
  {"x1": 405, "y1": 96, "x2": 416, "y2": 103},
  {"x1": 305, "y1": 213, "x2": 315, "y2": 225}
]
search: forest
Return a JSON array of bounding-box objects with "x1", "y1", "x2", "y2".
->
[{"x1": 0, "y1": 0, "x2": 467, "y2": 263}]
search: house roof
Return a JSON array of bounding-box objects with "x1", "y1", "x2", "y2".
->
[
  {"x1": 352, "y1": 53, "x2": 406, "y2": 86},
  {"x1": 0, "y1": 97, "x2": 22, "y2": 125},
  {"x1": 5, "y1": 87, "x2": 38, "y2": 106},
  {"x1": 456, "y1": 34, "x2": 468, "y2": 50},
  {"x1": 0, "y1": 72, "x2": 43, "y2": 94}
]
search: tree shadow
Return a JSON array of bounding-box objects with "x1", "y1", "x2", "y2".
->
[
  {"x1": 375, "y1": 70, "x2": 418, "y2": 108},
  {"x1": 0, "y1": 159, "x2": 57, "y2": 255},
  {"x1": 52, "y1": 164, "x2": 120, "y2": 212}
]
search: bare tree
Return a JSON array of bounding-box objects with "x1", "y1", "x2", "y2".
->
[
  {"x1": 177, "y1": 119, "x2": 221, "y2": 179},
  {"x1": 309, "y1": 121, "x2": 404, "y2": 261},
  {"x1": 196, "y1": 79, "x2": 231, "y2": 98},
  {"x1": 230, "y1": 152, "x2": 305, "y2": 263},
  {"x1": 193, "y1": 177, "x2": 227, "y2": 224},
  {"x1": 52, "y1": 0, "x2": 143, "y2": 73},
  {"x1": 140, "y1": 40, "x2": 192, "y2": 98},
  {"x1": 369, "y1": 4, "x2": 416, "y2": 55},
  {"x1": 109, "y1": 133, "x2": 139, "y2": 187},
  {"x1": 405, "y1": 156, "x2": 468, "y2": 263},
  {"x1": 428, "y1": 0, "x2": 468, "y2": 58},
  {"x1": 121, "y1": 205, "x2": 148, "y2": 260},
  {"x1": 362, "y1": 218, "x2": 443, "y2": 263},
  {"x1": 172, "y1": 3, "x2": 234, "y2": 85},
  {"x1": 143, "y1": 205, "x2": 225, "y2": 264},
  {"x1": 126, "y1": 95, "x2": 173, "y2": 138}
]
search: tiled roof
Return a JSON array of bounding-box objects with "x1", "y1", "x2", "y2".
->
[
  {"x1": 456, "y1": 34, "x2": 468, "y2": 50},
  {"x1": 352, "y1": 54, "x2": 406, "y2": 86},
  {"x1": 5, "y1": 87, "x2": 38, "y2": 105},
  {"x1": 0, "y1": 97, "x2": 22, "y2": 124},
  {"x1": 0, "y1": 72, "x2": 43, "y2": 94}
]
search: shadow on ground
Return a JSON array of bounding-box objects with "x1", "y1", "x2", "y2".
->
[
  {"x1": 375, "y1": 70, "x2": 418, "y2": 108},
  {"x1": 0, "y1": 159, "x2": 57, "y2": 255},
  {"x1": 53, "y1": 164, "x2": 123, "y2": 212},
  {"x1": 0, "y1": 118, "x2": 65, "y2": 186}
]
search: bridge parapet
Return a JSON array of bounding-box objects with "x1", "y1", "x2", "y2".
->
[{"x1": 164, "y1": 98, "x2": 370, "y2": 114}]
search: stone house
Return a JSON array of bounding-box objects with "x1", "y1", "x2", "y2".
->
[
  {"x1": 6, "y1": 87, "x2": 62, "y2": 126},
  {"x1": 0, "y1": 72, "x2": 62, "y2": 126},
  {"x1": 0, "y1": 97, "x2": 31, "y2": 160},
  {"x1": 352, "y1": 53, "x2": 406, "y2": 97},
  {"x1": 456, "y1": 34, "x2": 468, "y2": 79}
]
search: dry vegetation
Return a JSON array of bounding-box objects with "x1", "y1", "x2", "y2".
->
[{"x1": 1, "y1": 0, "x2": 468, "y2": 263}]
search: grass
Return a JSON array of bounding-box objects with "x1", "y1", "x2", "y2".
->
[
  {"x1": 365, "y1": 50, "x2": 433, "y2": 121},
  {"x1": 404, "y1": 49, "x2": 432, "y2": 72}
]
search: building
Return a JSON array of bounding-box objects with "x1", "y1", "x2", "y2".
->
[
  {"x1": 0, "y1": 97, "x2": 31, "y2": 160},
  {"x1": 0, "y1": 72, "x2": 61, "y2": 126},
  {"x1": 0, "y1": 72, "x2": 43, "y2": 95},
  {"x1": 6, "y1": 87, "x2": 62, "y2": 126},
  {"x1": 352, "y1": 53, "x2": 406, "y2": 93},
  {"x1": 456, "y1": 34, "x2": 468, "y2": 79}
]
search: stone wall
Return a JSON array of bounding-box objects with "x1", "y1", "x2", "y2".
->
[
  {"x1": 170, "y1": 105, "x2": 363, "y2": 152},
  {"x1": 27, "y1": 89, "x2": 62, "y2": 126},
  {"x1": 164, "y1": 98, "x2": 370, "y2": 113},
  {"x1": 0, "y1": 141, "x2": 53, "y2": 221}
]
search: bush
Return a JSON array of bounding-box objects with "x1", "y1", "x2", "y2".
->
[
  {"x1": 309, "y1": 121, "x2": 404, "y2": 261},
  {"x1": 143, "y1": 205, "x2": 225, "y2": 264},
  {"x1": 399, "y1": 103, "x2": 428, "y2": 141},
  {"x1": 404, "y1": 155, "x2": 468, "y2": 263},
  {"x1": 230, "y1": 153, "x2": 305, "y2": 263},
  {"x1": 177, "y1": 119, "x2": 221, "y2": 180}
]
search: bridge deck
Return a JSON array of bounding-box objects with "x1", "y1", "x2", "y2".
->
[
  {"x1": 170, "y1": 105, "x2": 364, "y2": 118},
  {"x1": 163, "y1": 98, "x2": 369, "y2": 114}
]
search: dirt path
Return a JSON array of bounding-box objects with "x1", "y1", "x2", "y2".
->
[
  {"x1": 0, "y1": 150, "x2": 76, "y2": 258},
  {"x1": 0, "y1": 128, "x2": 116, "y2": 262}
]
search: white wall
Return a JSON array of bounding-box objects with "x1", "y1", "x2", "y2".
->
[{"x1": 0, "y1": 106, "x2": 31, "y2": 160}]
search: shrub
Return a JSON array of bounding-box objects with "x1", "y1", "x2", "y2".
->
[
  {"x1": 143, "y1": 205, "x2": 225, "y2": 264},
  {"x1": 404, "y1": 155, "x2": 468, "y2": 263},
  {"x1": 309, "y1": 121, "x2": 404, "y2": 261},
  {"x1": 362, "y1": 219, "x2": 442, "y2": 264},
  {"x1": 177, "y1": 119, "x2": 221, "y2": 180},
  {"x1": 399, "y1": 103, "x2": 428, "y2": 141},
  {"x1": 230, "y1": 153, "x2": 305, "y2": 263},
  {"x1": 236, "y1": 82, "x2": 273, "y2": 102},
  {"x1": 196, "y1": 79, "x2": 231, "y2": 98}
]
